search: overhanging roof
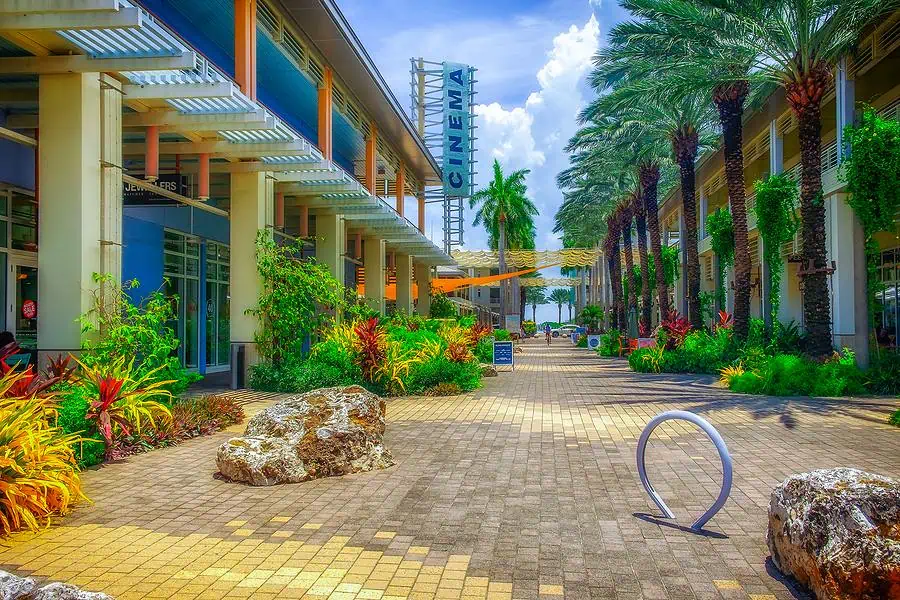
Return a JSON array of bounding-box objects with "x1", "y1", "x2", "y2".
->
[{"x1": 275, "y1": 0, "x2": 441, "y2": 186}]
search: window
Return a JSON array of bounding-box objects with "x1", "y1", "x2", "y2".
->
[
  {"x1": 206, "y1": 242, "x2": 231, "y2": 369},
  {"x1": 163, "y1": 230, "x2": 200, "y2": 369},
  {"x1": 876, "y1": 248, "x2": 899, "y2": 349}
]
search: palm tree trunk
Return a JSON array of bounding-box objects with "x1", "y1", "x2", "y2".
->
[
  {"x1": 611, "y1": 240, "x2": 626, "y2": 330},
  {"x1": 675, "y1": 131, "x2": 703, "y2": 330},
  {"x1": 640, "y1": 163, "x2": 669, "y2": 321},
  {"x1": 622, "y1": 217, "x2": 637, "y2": 318},
  {"x1": 558, "y1": 303, "x2": 562, "y2": 324},
  {"x1": 498, "y1": 216, "x2": 507, "y2": 325},
  {"x1": 606, "y1": 254, "x2": 619, "y2": 330},
  {"x1": 713, "y1": 82, "x2": 751, "y2": 339},
  {"x1": 635, "y1": 203, "x2": 651, "y2": 335},
  {"x1": 788, "y1": 72, "x2": 833, "y2": 357},
  {"x1": 519, "y1": 286, "x2": 526, "y2": 322}
]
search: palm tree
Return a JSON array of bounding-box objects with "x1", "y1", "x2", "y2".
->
[
  {"x1": 567, "y1": 288, "x2": 575, "y2": 321},
  {"x1": 525, "y1": 284, "x2": 547, "y2": 322},
  {"x1": 632, "y1": 192, "x2": 652, "y2": 334},
  {"x1": 470, "y1": 159, "x2": 537, "y2": 324},
  {"x1": 549, "y1": 288, "x2": 570, "y2": 324},
  {"x1": 619, "y1": 199, "x2": 638, "y2": 325},
  {"x1": 608, "y1": 0, "x2": 897, "y2": 353}
]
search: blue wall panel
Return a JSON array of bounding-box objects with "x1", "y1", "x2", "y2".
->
[
  {"x1": 122, "y1": 214, "x2": 165, "y2": 304},
  {"x1": 124, "y1": 205, "x2": 229, "y2": 244}
]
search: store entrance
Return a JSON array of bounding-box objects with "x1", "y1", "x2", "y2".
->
[{"x1": 6, "y1": 254, "x2": 38, "y2": 349}]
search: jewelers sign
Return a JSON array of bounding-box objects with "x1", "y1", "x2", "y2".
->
[{"x1": 442, "y1": 62, "x2": 471, "y2": 196}]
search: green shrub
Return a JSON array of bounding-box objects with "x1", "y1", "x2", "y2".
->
[
  {"x1": 474, "y1": 338, "x2": 493, "y2": 363},
  {"x1": 249, "y1": 355, "x2": 363, "y2": 394},
  {"x1": 494, "y1": 329, "x2": 511, "y2": 341},
  {"x1": 628, "y1": 347, "x2": 655, "y2": 372},
  {"x1": 890, "y1": 409, "x2": 900, "y2": 427},
  {"x1": 56, "y1": 385, "x2": 105, "y2": 468},
  {"x1": 407, "y1": 357, "x2": 481, "y2": 394},
  {"x1": 598, "y1": 329, "x2": 622, "y2": 357},
  {"x1": 423, "y1": 382, "x2": 463, "y2": 396},
  {"x1": 728, "y1": 350, "x2": 865, "y2": 397},
  {"x1": 430, "y1": 293, "x2": 457, "y2": 318},
  {"x1": 576, "y1": 335, "x2": 588, "y2": 348},
  {"x1": 866, "y1": 351, "x2": 900, "y2": 396}
]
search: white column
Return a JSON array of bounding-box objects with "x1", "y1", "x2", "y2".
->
[
  {"x1": 363, "y1": 236, "x2": 385, "y2": 313},
  {"x1": 99, "y1": 74, "x2": 123, "y2": 293},
  {"x1": 38, "y1": 73, "x2": 102, "y2": 359},
  {"x1": 315, "y1": 213, "x2": 345, "y2": 284},
  {"x1": 414, "y1": 261, "x2": 431, "y2": 316},
  {"x1": 395, "y1": 253, "x2": 413, "y2": 314},
  {"x1": 230, "y1": 171, "x2": 269, "y2": 372}
]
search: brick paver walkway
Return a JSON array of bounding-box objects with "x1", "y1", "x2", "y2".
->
[{"x1": 2, "y1": 339, "x2": 898, "y2": 600}]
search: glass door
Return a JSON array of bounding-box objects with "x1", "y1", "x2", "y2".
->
[{"x1": 6, "y1": 257, "x2": 37, "y2": 350}]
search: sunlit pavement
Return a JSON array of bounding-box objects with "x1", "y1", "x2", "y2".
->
[{"x1": 2, "y1": 339, "x2": 897, "y2": 599}]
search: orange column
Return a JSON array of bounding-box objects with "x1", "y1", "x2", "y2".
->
[
  {"x1": 299, "y1": 205, "x2": 309, "y2": 237},
  {"x1": 234, "y1": 0, "x2": 257, "y2": 100},
  {"x1": 318, "y1": 67, "x2": 333, "y2": 160},
  {"x1": 395, "y1": 162, "x2": 405, "y2": 216},
  {"x1": 417, "y1": 190, "x2": 425, "y2": 233},
  {"x1": 365, "y1": 122, "x2": 377, "y2": 195},
  {"x1": 198, "y1": 153, "x2": 210, "y2": 199},
  {"x1": 145, "y1": 125, "x2": 159, "y2": 182},
  {"x1": 275, "y1": 192, "x2": 284, "y2": 230}
]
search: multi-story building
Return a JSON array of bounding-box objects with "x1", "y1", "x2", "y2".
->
[
  {"x1": 657, "y1": 15, "x2": 900, "y2": 362},
  {"x1": 0, "y1": 0, "x2": 453, "y2": 380}
]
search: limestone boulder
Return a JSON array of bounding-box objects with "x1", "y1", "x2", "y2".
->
[
  {"x1": 0, "y1": 571, "x2": 112, "y2": 600},
  {"x1": 480, "y1": 363, "x2": 497, "y2": 377},
  {"x1": 767, "y1": 468, "x2": 900, "y2": 600},
  {"x1": 216, "y1": 385, "x2": 394, "y2": 486}
]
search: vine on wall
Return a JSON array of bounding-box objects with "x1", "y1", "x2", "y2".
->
[
  {"x1": 841, "y1": 107, "x2": 900, "y2": 325},
  {"x1": 753, "y1": 174, "x2": 799, "y2": 324},
  {"x1": 706, "y1": 208, "x2": 735, "y2": 310}
]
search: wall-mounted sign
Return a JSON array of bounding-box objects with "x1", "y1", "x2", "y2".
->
[
  {"x1": 442, "y1": 62, "x2": 471, "y2": 197},
  {"x1": 21, "y1": 299, "x2": 36, "y2": 320},
  {"x1": 493, "y1": 340, "x2": 513, "y2": 368},
  {"x1": 123, "y1": 174, "x2": 188, "y2": 205}
]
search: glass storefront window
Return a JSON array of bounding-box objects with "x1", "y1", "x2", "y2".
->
[
  {"x1": 10, "y1": 192, "x2": 37, "y2": 252},
  {"x1": 206, "y1": 241, "x2": 231, "y2": 369},
  {"x1": 876, "y1": 248, "x2": 900, "y2": 348},
  {"x1": 163, "y1": 230, "x2": 201, "y2": 369}
]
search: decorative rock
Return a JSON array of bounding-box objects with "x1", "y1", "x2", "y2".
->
[
  {"x1": 216, "y1": 385, "x2": 394, "y2": 486},
  {"x1": 0, "y1": 571, "x2": 112, "y2": 600},
  {"x1": 480, "y1": 363, "x2": 497, "y2": 377},
  {"x1": 514, "y1": 346, "x2": 524, "y2": 354},
  {"x1": 0, "y1": 570, "x2": 36, "y2": 600},
  {"x1": 767, "y1": 468, "x2": 900, "y2": 600}
]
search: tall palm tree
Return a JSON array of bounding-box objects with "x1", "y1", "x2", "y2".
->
[
  {"x1": 525, "y1": 283, "x2": 547, "y2": 323},
  {"x1": 549, "y1": 288, "x2": 570, "y2": 324},
  {"x1": 619, "y1": 199, "x2": 638, "y2": 324},
  {"x1": 608, "y1": 0, "x2": 897, "y2": 353},
  {"x1": 470, "y1": 159, "x2": 537, "y2": 324},
  {"x1": 632, "y1": 192, "x2": 652, "y2": 334}
]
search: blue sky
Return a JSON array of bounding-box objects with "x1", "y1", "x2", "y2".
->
[{"x1": 341, "y1": 0, "x2": 626, "y2": 322}]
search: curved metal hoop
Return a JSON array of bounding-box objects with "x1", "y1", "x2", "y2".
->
[{"x1": 636, "y1": 410, "x2": 733, "y2": 530}]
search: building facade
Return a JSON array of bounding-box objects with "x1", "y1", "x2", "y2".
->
[{"x1": 0, "y1": 0, "x2": 453, "y2": 379}]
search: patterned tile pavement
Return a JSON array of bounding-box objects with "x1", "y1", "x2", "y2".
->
[{"x1": 1, "y1": 339, "x2": 898, "y2": 599}]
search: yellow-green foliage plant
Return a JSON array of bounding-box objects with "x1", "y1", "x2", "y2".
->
[
  {"x1": 0, "y1": 400, "x2": 86, "y2": 535},
  {"x1": 718, "y1": 362, "x2": 746, "y2": 388}
]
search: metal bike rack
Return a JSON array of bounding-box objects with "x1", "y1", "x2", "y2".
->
[{"x1": 636, "y1": 410, "x2": 733, "y2": 530}]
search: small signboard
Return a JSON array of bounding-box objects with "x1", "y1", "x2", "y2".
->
[
  {"x1": 493, "y1": 340, "x2": 514, "y2": 370},
  {"x1": 123, "y1": 173, "x2": 188, "y2": 205}
]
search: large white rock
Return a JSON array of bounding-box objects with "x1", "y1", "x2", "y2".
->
[
  {"x1": 0, "y1": 571, "x2": 112, "y2": 600},
  {"x1": 216, "y1": 385, "x2": 394, "y2": 486},
  {"x1": 767, "y1": 468, "x2": 900, "y2": 599}
]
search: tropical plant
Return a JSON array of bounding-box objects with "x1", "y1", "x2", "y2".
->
[
  {"x1": 659, "y1": 311, "x2": 691, "y2": 349},
  {"x1": 716, "y1": 310, "x2": 734, "y2": 331},
  {"x1": 78, "y1": 274, "x2": 199, "y2": 395},
  {"x1": 707, "y1": 208, "x2": 735, "y2": 312},
  {"x1": 251, "y1": 232, "x2": 346, "y2": 365},
  {"x1": 470, "y1": 159, "x2": 537, "y2": 322},
  {"x1": 718, "y1": 363, "x2": 746, "y2": 388},
  {"x1": 76, "y1": 357, "x2": 173, "y2": 456},
  {"x1": 841, "y1": 107, "x2": 900, "y2": 331},
  {"x1": 0, "y1": 400, "x2": 85, "y2": 535},
  {"x1": 577, "y1": 304, "x2": 605, "y2": 334},
  {"x1": 429, "y1": 292, "x2": 457, "y2": 319},
  {"x1": 353, "y1": 318, "x2": 386, "y2": 385},
  {"x1": 754, "y1": 174, "x2": 799, "y2": 325}
]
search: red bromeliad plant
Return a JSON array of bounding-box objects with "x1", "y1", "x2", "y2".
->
[
  {"x1": 75, "y1": 357, "x2": 173, "y2": 458},
  {"x1": 45, "y1": 355, "x2": 77, "y2": 383},
  {"x1": 715, "y1": 310, "x2": 734, "y2": 332},
  {"x1": 660, "y1": 311, "x2": 691, "y2": 349},
  {"x1": 353, "y1": 317, "x2": 386, "y2": 384},
  {"x1": 0, "y1": 343, "x2": 61, "y2": 408},
  {"x1": 446, "y1": 342, "x2": 473, "y2": 363},
  {"x1": 466, "y1": 323, "x2": 492, "y2": 346}
]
